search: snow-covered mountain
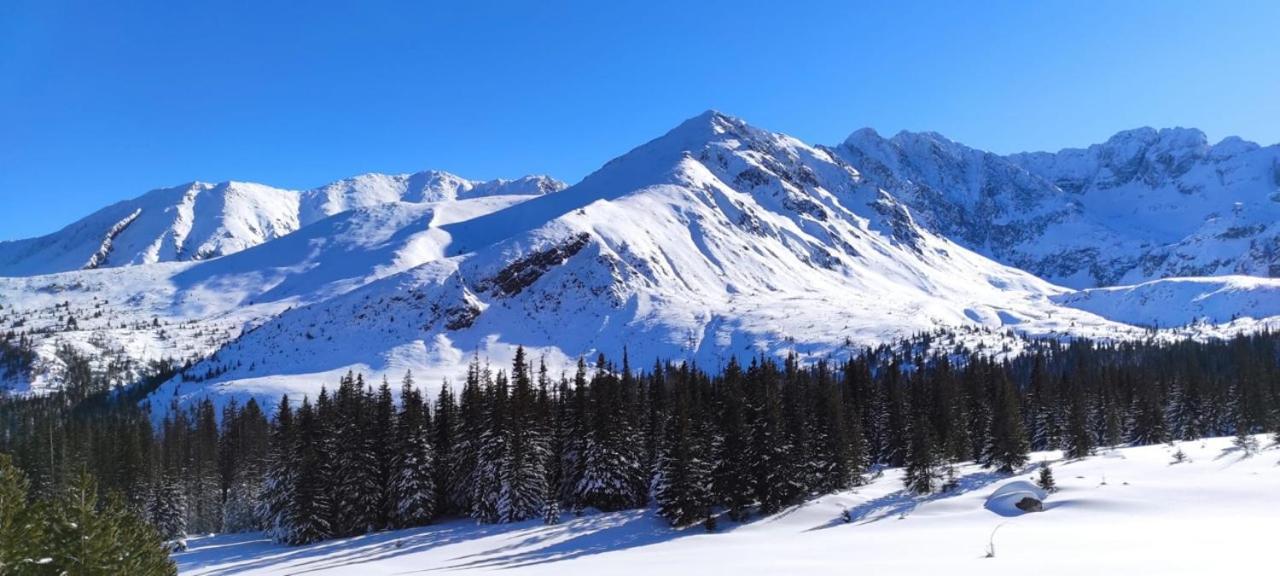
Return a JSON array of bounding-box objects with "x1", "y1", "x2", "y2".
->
[
  {"x1": 0, "y1": 171, "x2": 565, "y2": 276},
  {"x1": 2, "y1": 112, "x2": 1278, "y2": 405},
  {"x1": 838, "y1": 127, "x2": 1280, "y2": 288}
]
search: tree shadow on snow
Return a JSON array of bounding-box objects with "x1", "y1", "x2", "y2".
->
[
  {"x1": 176, "y1": 522, "x2": 512, "y2": 576},
  {"x1": 406, "y1": 509, "x2": 718, "y2": 572},
  {"x1": 813, "y1": 466, "x2": 1030, "y2": 530}
]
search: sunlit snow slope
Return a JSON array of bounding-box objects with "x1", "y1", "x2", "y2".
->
[
  {"x1": 144, "y1": 113, "x2": 1277, "y2": 408},
  {"x1": 175, "y1": 435, "x2": 1280, "y2": 576},
  {"x1": 0, "y1": 171, "x2": 564, "y2": 276},
  {"x1": 2, "y1": 112, "x2": 1278, "y2": 405}
]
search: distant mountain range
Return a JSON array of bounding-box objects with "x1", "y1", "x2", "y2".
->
[{"x1": 1, "y1": 111, "x2": 1277, "y2": 405}]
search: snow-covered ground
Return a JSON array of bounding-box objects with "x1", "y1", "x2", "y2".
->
[{"x1": 175, "y1": 434, "x2": 1280, "y2": 575}]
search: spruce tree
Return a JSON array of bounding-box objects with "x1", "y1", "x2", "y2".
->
[
  {"x1": 1063, "y1": 373, "x2": 1095, "y2": 459},
  {"x1": 0, "y1": 453, "x2": 41, "y2": 573},
  {"x1": 373, "y1": 376, "x2": 397, "y2": 528},
  {"x1": 388, "y1": 373, "x2": 436, "y2": 528},
  {"x1": 288, "y1": 397, "x2": 332, "y2": 545},
  {"x1": 1035, "y1": 462, "x2": 1057, "y2": 493},
  {"x1": 432, "y1": 381, "x2": 458, "y2": 516},
  {"x1": 903, "y1": 375, "x2": 941, "y2": 495},
  {"x1": 471, "y1": 368, "x2": 506, "y2": 523},
  {"x1": 984, "y1": 369, "x2": 1030, "y2": 473},
  {"x1": 146, "y1": 474, "x2": 187, "y2": 541},
  {"x1": 654, "y1": 376, "x2": 711, "y2": 527},
  {"x1": 575, "y1": 357, "x2": 641, "y2": 512},
  {"x1": 498, "y1": 347, "x2": 548, "y2": 523},
  {"x1": 712, "y1": 357, "x2": 753, "y2": 521},
  {"x1": 47, "y1": 471, "x2": 177, "y2": 575},
  {"x1": 259, "y1": 395, "x2": 297, "y2": 544}
]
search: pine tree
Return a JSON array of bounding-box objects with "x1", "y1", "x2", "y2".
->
[
  {"x1": 749, "y1": 358, "x2": 802, "y2": 513},
  {"x1": 288, "y1": 396, "x2": 332, "y2": 545},
  {"x1": 146, "y1": 474, "x2": 187, "y2": 541},
  {"x1": 903, "y1": 374, "x2": 941, "y2": 495},
  {"x1": 388, "y1": 373, "x2": 436, "y2": 528},
  {"x1": 712, "y1": 357, "x2": 753, "y2": 520},
  {"x1": 654, "y1": 376, "x2": 711, "y2": 527},
  {"x1": 372, "y1": 376, "x2": 398, "y2": 528},
  {"x1": 471, "y1": 368, "x2": 506, "y2": 523},
  {"x1": 330, "y1": 375, "x2": 381, "y2": 535},
  {"x1": 809, "y1": 360, "x2": 857, "y2": 494},
  {"x1": 432, "y1": 381, "x2": 458, "y2": 516},
  {"x1": 498, "y1": 347, "x2": 548, "y2": 523},
  {"x1": 984, "y1": 369, "x2": 1029, "y2": 473},
  {"x1": 259, "y1": 396, "x2": 296, "y2": 544},
  {"x1": 575, "y1": 357, "x2": 642, "y2": 512},
  {"x1": 1035, "y1": 462, "x2": 1057, "y2": 493},
  {"x1": 1062, "y1": 372, "x2": 1094, "y2": 459},
  {"x1": 108, "y1": 493, "x2": 178, "y2": 575},
  {"x1": 449, "y1": 361, "x2": 485, "y2": 516},
  {"x1": 189, "y1": 398, "x2": 223, "y2": 533},
  {"x1": 0, "y1": 453, "x2": 41, "y2": 573},
  {"x1": 47, "y1": 471, "x2": 177, "y2": 575}
]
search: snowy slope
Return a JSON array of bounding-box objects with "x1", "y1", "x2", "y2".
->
[
  {"x1": 0, "y1": 195, "x2": 543, "y2": 394},
  {"x1": 0, "y1": 172, "x2": 564, "y2": 277},
  {"x1": 0, "y1": 181, "x2": 300, "y2": 276},
  {"x1": 3, "y1": 112, "x2": 1278, "y2": 404},
  {"x1": 1053, "y1": 275, "x2": 1280, "y2": 328},
  {"x1": 838, "y1": 127, "x2": 1280, "y2": 288},
  {"x1": 146, "y1": 112, "x2": 1245, "y2": 408},
  {"x1": 175, "y1": 434, "x2": 1280, "y2": 576}
]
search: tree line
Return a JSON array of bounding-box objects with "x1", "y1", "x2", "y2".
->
[{"x1": 1, "y1": 331, "x2": 1277, "y2": 551}]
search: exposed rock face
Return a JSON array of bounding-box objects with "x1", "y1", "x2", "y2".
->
[{"x1": 837, "y1": 127, "x2": 1280, "y2": 288}]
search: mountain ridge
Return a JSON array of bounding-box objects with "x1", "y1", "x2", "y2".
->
[
  {"x1": 1, "y1": 111, "x2": 1277, "y2": 406},
  {"x1": 0, "y1": 171, "x2": 566, "y2": 277}
]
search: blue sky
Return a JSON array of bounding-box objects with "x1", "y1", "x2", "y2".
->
[{"x1": 2, "y1": 0, "x2": 1278, "y2": 240}]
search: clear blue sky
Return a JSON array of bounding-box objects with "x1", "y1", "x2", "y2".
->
[{"x1": 3, "y1": 0, "x2": 1278, "y2": 241}]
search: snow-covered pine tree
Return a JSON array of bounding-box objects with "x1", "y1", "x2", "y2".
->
[
  {"x1": 448, "y1": 360, "x2": 485, "y2": 516},
  {"x1": 373, "y1": 376, "x2": 398, "y2": 528},
  {"x1": 962, "y1": 359, "x2": 994, "y2": 463},
  {"x1": 575, "y1": 356, "x2": 642, "y2": 513},
  {"x1": 654, "y1": 374, "x2": 711, "y2": 527},
  {"x1": 1036, "y1": 462, "x2": 1057, "y2": 493},
  {"x1": 562, "y1": 358, "x2": 589, "y2": 512},
  {"x1": 643, "y1": 358, "x2": 667, "y2": 500},
  {"x1": 331, "y1": 374, "x2": 381, "y2": 535},
  {"x1": 809, "y1": 360, "x2": 857, "y2": 494},
  {"x1": 259, "y1": 395, "x2": 297, "y2": 544},
  {"x1": 432, "y1": 380, "x2": 458, "y2": 516},
  {"x1": 147, "y1": 474, "x2": 187, "y2": 541},
  {"x1": 546, "y1": 365, "x2": 573, "y2": 515},
  {"x1": 471, "y1": 368, "x2": 507, "y2": 524},
  {"x1": 221, "y1": 474, "x2": 262, "y2": 534},
  {"x1": 498, "y1": 347, "x2": 548, "y2": 523},
  {"x1": 748, "y1": 357, "x2": 802, "y2": 513},
  {"x1": 1125, "y1": 372, "x2": 1168, "y2": 446},
  {"x1": 1026, "y1": 354, "x2": 1060, "y2": 451},
  {"x1": 903, "y1": 376, "x2": 941, "y2": 495},
  {"x1": 712, "y1": 357, "x2": 753, "y2": 521},
  {"x1": 880, "y1": 360, "x2": 909, "y2": 467},
  {"x1": 388, "y1": 373, "x2": 436, "y2": 528},
  {"x1": 288, "y1": 396, "x2": 332, "y2": 545},
  {"x1": 189, "y1": 398, "x2": 223, "y2": 534}
]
